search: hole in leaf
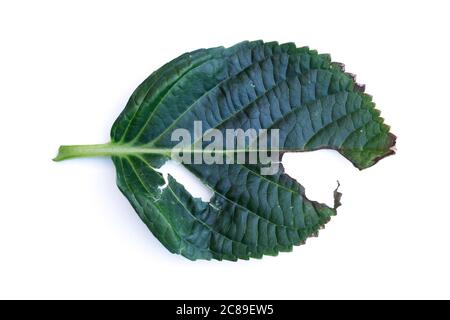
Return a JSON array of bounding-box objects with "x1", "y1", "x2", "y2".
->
[
  {"x1": 282, "y1": 150, "x2": 353, "y2": 207},
  {"x1": 157, "y1": 160, "x2": 214, "y2": 202}
]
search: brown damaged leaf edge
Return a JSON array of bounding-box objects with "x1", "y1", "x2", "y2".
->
[{"x1": 54, "y1": 41, "x2": 396, "y2": 261}]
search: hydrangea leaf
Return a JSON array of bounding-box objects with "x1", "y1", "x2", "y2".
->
[{"x1": 55, "y1": 41, "x2": 396, "y2": 261}]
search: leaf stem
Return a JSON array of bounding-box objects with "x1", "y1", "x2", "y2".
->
[
  {"x1": 53, "y1": 143, "x2": 172, "y2": 161},
  {"x1": 54, "y1": 143, "x2": 282, "y2": 162}
]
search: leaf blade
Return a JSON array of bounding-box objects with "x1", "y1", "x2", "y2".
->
[{"x1": 58, "y1": 40, "x2": 396, "y2": 261}]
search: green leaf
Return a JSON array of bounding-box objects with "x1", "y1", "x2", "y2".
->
[{"x1": 55, "y1": 41, "x2": 396, "y2": 261}]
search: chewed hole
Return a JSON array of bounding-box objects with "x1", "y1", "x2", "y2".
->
[
  {"x1": 156, "y1": 160, "x2": 214, "y2": 202},
  {"x1": 156, "y1": 151, "x2": 353, "y2": 207},
  {"x1": 282, "y1": 150, "x2": 353, "y2": 207}
]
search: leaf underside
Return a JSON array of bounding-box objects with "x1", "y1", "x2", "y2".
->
[{"x1": 104, "y1": 41, "x2": 396, "y2": 261}]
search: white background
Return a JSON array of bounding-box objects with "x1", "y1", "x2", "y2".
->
[{"x1": 1, "y1": 0, "x2": 449, "y2": 299}]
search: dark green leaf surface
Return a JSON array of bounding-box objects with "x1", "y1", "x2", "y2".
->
[{"x1": 56, "y1": 41, "x2": 396, "y2": 261}]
